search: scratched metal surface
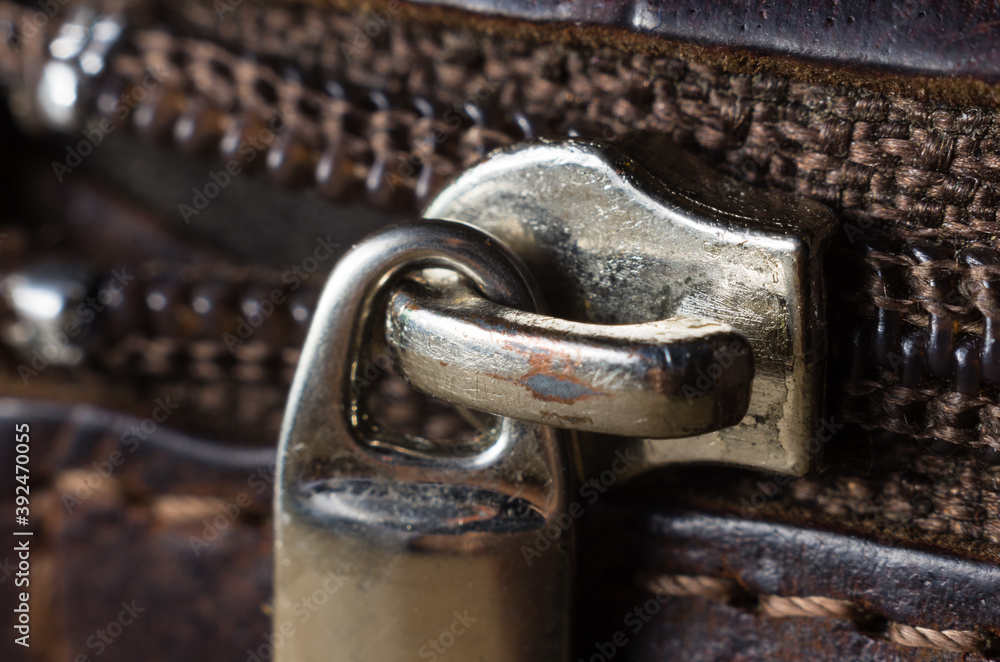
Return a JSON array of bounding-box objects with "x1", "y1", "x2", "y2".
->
[
  {"x1": 386, "y1": 274, "x2": 752, "y2": 438},
  {"x1": 424, "y1": 136, "x2": 837, "y2": 475}
]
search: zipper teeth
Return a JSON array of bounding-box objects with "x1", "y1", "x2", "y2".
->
[
  {"x1": 1, "y1": 247, "x2": 999, "y2": 460},
  {"x1": 65, "y1": 260, "x2": 316, "y2": 383},
  {"x1": 76, "y1": 0, "x2": 645, "y2": 210},
  {"x1": 6, "y1": 1, "x2": 1000, "y2": 454},
  {"x1": 96, "y1": 24, "x2": 525, "y2": 211}
]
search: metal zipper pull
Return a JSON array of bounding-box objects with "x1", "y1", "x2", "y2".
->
[
  {"x1": 385, "y1": 273, "x2": 753, "y2": 438},
  {"x1": 276, "y1": 136, "x2": 834, "y2": 661},
  {"x1": 275, "y1": 221, "x2": 763, "y2": 660},
  {"x1": 275, "y1": 221, "x2": 574, "y2": 662},
  {"x1": 414, "y1": 135, "x2": 836, "y2": 477}
]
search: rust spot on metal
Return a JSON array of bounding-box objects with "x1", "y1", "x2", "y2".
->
[{"x1": 505, "y1": 340, "x2": 606, "y2": 404}]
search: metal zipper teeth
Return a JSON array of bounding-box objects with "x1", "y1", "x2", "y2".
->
[
  {"x1": 837, "y1": 241, "x2": 1000, "y2": 457},
  {"x1": 25, "y1": 0, "x2": 628, "y2": 211},
  {"x1": 86, "y1": 27, "x2": 523, "y2": 212},
  {"x1": 73, "y1": 261, "x2": 316, "y2": 384},
  {"x1": 6, "y1": 2, "x2": 1000, "y2": 454},
  {"x1": 3, "y1": 249, "x2": 1000, "y2": 461}
]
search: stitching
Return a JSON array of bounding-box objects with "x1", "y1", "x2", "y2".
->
[{"x1": 642, "y1": 573, "x2": 999, "y2": 656}]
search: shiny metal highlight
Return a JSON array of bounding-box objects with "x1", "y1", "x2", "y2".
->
[
  {"x1": 0, "y1": 262, "x2": 91, "y2": 367},
  {"x1": 386, "y1": 274, "x2": 753, "y2": 438},
  {"x1": 34, "y1": 9, "x2": 124, "y2": 130},
  {"x1": 275, "y1": 220, "x2": 574, "y2": 662},
  {"x1": 422, "y1": 136, "x2": 836, "y2": 476}
]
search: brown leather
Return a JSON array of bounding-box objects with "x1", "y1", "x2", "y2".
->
[
  {"x1": 47, "y1": 494, "x2": 271, "y2": 662},
  {"x1": 0, "y1": 379, "x2": 478, "y2": 662},
  {"x1": 614, "y1": 510, "x2": 1000, "y2": 633},
  {"x1": 400, "y1": 0, "x2": 1000, "y2": 102},
  {"x1": 582, "y1": 504, "x2": 1000, "y2": 660},
  {"x1": 7, "y1": 395, "x2": 1000, "y2": 661},
  {"x1": 590, "y1": 599, "x2": 990, "y2": 662},
  {"x1": 0, "y1": 399, "x2": 274, "y2": 662}
]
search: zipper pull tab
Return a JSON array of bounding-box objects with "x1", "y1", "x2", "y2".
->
[{"x1": 275, "y1": 220, "x2": 574, "y2": 662}]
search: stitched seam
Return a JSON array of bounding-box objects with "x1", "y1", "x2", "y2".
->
[{"x1": 642, "y1": 573, "x2": 999, "y2": 656}]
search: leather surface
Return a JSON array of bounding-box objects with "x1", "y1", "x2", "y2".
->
[
  {"x1": 5, "y1": 398, "x2": 1000, "y2": 661},
  {"x1": 0, "y1": 400, "x2": 274, "y2": 662},
  {"x1": 633, "y1": 510, "x2": 1000, "y2": 633},
  {"x1": 609, "y1": 599, "x2": 990, "y2": 662},
  {"x1": 582, "y1": 503, "x2": 1000, "y2": 661},
  {"x1": 404, "y1": 0, "x2": 1000, "y2": 83}
]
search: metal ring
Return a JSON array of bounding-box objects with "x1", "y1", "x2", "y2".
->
[{"x1": 275, "y1": 219, "x2": 574, "y2": 662}]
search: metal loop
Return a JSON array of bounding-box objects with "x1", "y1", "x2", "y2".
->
[
  {"x1": 279, "y1": 218, "x2": 545, "y2": 469},
  {"x1": 275, "y1": 219, "x2": 574, "y2": 662},
  {"x1": 384, "y1": 274, "x2": 753, "y2": 438}
]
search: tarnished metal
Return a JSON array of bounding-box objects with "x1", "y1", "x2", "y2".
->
[
  {"x1": 275, "y1": 137, "x2": 835, "y2": 661},
  {"x1": 275, "y1": 221, "x2": 574, "y2": 662},
  {"x1": 386, "y1": 273, "x2": 753, "y2": 438},
  {"x1": 415, "y1": 135, "x2": 836, "y2": 476}
]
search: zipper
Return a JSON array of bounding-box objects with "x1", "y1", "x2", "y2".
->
[
  {"x1": 4, "y1": 234, "x2": 1000, "y2": 461},
  {"x1": 4, "y1": 6, "x2": 1000, "y2": 661},
  {"x1": 2, "y1": 0, "x2": 1000, "y2": 462}
]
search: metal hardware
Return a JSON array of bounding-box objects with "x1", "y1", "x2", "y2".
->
[
  {"x1": 0, "y1": 262, "x2": 92, "y2": 367},
  {"x1": 386, "y1": 273, "x2": 752, "y2": 438},
  {"x1": 32, "y1": 8, "x2": 125, "y2": 131},
  {"x1": 275, "y1": 221, "x2": 574, "y2": 662},
  {"x1": 275, "y1": 137, "x2": 834, "y2": 661},
  {"x1": 407, "y1": 135, "x2": 836, "y2": 476}
]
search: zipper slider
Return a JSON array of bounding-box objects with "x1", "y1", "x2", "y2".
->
[
  {"x1": 416, "y1": 136, "x2": 836, "y2": 476},
  {"x1": 275, "y1": 137, "x2": 835, "y2": 660}
]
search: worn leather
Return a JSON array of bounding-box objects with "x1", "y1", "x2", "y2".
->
[
  {"x1": 619, "y1": 510, "x2": 1000, "y2": 633},
  {"x1": 598, "y1": 599, "x2": 989, "y2": 662},
  {"x1": 1, "y1": 400, "x2": 274, "y2": 662},
  {"x1": 403, "y1": 0, "x2": 1000, "y2": 85},
  {"x1": 5, "y1": 397, "x2": 1000, "y2": 661},
  {"x1": 580, "y1": 503, "x2": 1000, "y2": 661}
]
